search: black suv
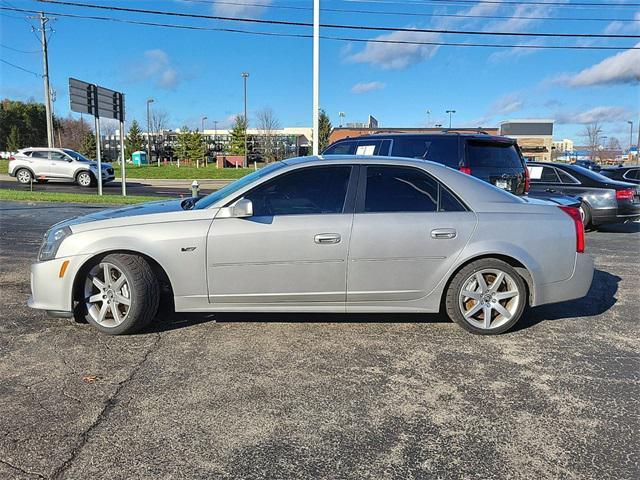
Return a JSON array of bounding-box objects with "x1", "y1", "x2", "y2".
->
[{"x1": 323, "y1": 133, "x2": 529, "y2": 195}]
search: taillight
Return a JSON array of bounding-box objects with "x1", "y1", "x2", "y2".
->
[
  {"x1": 559, "y1": 206, "x2": 585, "y2": 253},
  {"x1": 616, "y1": 188, "x2": 634, "y2": 200},
  {"x1": 524, "y1": 167, "x2": 530, "y2": 192},
  {"x1": 459, "y1": 166, "x2": 472, "y2": 175}
]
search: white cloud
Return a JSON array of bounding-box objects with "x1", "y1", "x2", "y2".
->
[
  {"x1": 604, "y1": 12, "x2": 640, "y2": 34},
  {"x1": 491, "y1": 92, "x2": 525, "y2": 115},
  {"x1": 351, "y1": 81, "x2": 386, "y2": 94},
  {"x1": 133, "y1": 49, "x2": 180, "y2": 89},
  {"x1": 347, "y1": 29, "x2": 440, "y2": 70},
  {"x1": 555, "y1": 106, "x2": 630, "y2": 124},
  {"x1": 560, "y1": 44, "x2": 640, "y2": 87},
  {"x1": 489, "y1": 40, "x2": 544, "y2": 63},
  {"x1": 213, "y1": 0, "x2": 272, "y2": 17}
]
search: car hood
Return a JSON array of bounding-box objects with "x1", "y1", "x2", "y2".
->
[{"x1": 53, "y1": 199, "x2": 190, "y2": 233}]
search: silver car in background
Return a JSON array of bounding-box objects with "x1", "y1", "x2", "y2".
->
[
  {"x1": 8, "y1": 147, "x2": 114, "y2": 187},
  {"x1": 28, "y1": 156, "x2": 594, "y2": 335}
]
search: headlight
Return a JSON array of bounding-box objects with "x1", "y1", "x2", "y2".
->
[{"x1": 38, "y1": 225, "x2": 72, "y2": 261}]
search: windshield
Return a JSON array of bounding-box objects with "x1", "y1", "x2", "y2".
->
[
  {"x1": 195, "y1": 161, "x2": 287, "y2": 209},
  {"x1": 63, "y1": 149, "x2": 91, "y2": 162}
]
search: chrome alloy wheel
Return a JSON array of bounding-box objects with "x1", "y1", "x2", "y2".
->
[
  {"x1": 77, "y1": 172, "x2": 92, "y2": 187},
  {"x1": 17, "y1": 169, "x2": 32, "y2": 183},
  {"x1": 458, "y1": 269, "x2": 521, "y2": 330},
  {"x1": 84, "y1": 262, "x2": 132, "y2": 327}
]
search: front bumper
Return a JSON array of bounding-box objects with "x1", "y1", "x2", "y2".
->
[
  {"x1": 534, "y1": 253, "x2": 594, "y2": 306},
  {"x1": 28, "y1": 254, "x2": 92, "y2": 316}
]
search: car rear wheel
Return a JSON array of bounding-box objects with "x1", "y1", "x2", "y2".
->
[
  {"x1": 16, "y1": 169, "x2": 33, "y2": 184},
  {"x1": 76, "y1": 171, "x2": 93, "y2": 187},
  {"x1": 445, "y1": 259, "x2": 527, "y2": 335},
  {"x1": 579, "y1": 202, "x2": 593, "y2": 230},
  {"x1": 81, "y1": 254, "x2": 159, "y2": 335}
]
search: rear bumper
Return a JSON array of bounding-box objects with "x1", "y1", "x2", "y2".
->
[
  {"x1": 534, "y1": 253, "x2": 594, "y2": 306},
  {"x1": 591, "y1": 207, "x2": 618, "y2": 226}
]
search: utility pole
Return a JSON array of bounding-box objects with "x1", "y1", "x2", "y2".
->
[
  {"x1": 242, "y1": 72, "x2": 249, "y2": 167},
  {"x1": 146, "y1": 98, "x2": 154, "y2": 164},
  {"x1": 312, "y1": 0, "x2": 320, "y2": 155},
  {"x1": 426, "y1": 109, "x2": 431, "y2": 127},
  {"x1": 39, "y1": 12, "x2": 54, "y2": 147}
]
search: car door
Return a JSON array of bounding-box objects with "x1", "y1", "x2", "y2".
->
[
  {"x1": 48, "y1": 151, "x2": 73, "y2": 179},
  {"x1": 526, "y1": 164, "x2": 563, "y2": 196},
  {"x1": 206, "y1": 164, "x2": 357, "y2": 304},
  {"x1": 346, "y1": 165, "x2": 476, "y2": 303},
  {"x1": 28, "y1": 151, "x2": 51, "y2": 177}
]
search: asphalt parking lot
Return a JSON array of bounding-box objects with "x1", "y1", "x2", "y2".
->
[{"x1": 0, "y1": 200, "x2": 638, "y2": 479}]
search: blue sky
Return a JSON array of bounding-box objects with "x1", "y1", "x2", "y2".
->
[{"x1": 1, "y1": 0, "x2": 639, "y2": 145}]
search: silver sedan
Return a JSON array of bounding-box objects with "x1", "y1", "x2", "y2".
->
[{"x1": 28, "y1": 156, "x2": 594, "y2": 335}]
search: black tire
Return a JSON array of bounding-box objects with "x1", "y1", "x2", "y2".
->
[
  {"x1": 36, "y1": 178, "x2": 48, "y2": 184},
  {"x1": 76, "y1": 170, "x2": 94, "y2": 188},
  {"x1": 580, "y1": 202, "x2": 593, "y2": 230},
  {"x1": 82, "y1": 253, "x2": 159, "y2": 335},
  {"x1": 445, "y1": 258, "x2": 527, "y2": 335},
  {"x1": 15, "y1": 168, "x2": 33, "y2": 184}
]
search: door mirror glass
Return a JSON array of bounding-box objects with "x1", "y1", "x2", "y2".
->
[{"x1": 232, "y1": 198, "x2": 253, "y2": 218}]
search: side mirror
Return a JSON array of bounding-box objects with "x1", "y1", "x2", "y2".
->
[{"x1": 232, "y1": 198, "x2": 253, "y2": 218}]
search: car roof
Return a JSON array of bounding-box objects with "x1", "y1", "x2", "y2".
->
[
  {"x1": 330, "y1": 132, "x2": 514, "y2": 143},
  {"x1": 20, "y1": 147, "x2": 66, "y2": 152}
]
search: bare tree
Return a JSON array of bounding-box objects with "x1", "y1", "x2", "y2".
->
[
  {"x1": 57, "y1": 115, "x2": 91, "y2": 152},
  {"x1": 150, "y1": 109, "x2": 170, "y2": 134},
  {"x1": 256, "y1": 107, "x2": 281, "y2": 162},
  {"x1": 580, "y1": 121, "x2": 602, "y2": 161},
  {"x1": 100, "y1": 119, "x2": 118, "y2": 161}
]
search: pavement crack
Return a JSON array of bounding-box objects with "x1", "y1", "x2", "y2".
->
[
  {"x1": 50, "y1": 333, "x2": 161, "y2": 480},
  {"x1": 0, "y1": 459, "x2": 45, "y2": 478}
]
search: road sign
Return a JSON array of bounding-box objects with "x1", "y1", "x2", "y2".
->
[{"x1": 68, "y1": 78, "x2": 127, "y2": 197}]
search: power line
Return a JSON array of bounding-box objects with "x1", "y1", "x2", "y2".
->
[
  {"x1": 0, "y1": 58, "x2": 41, "y2": 77},
  {"x1": 36, "y1": 1, "x2": 640, "y2": 38},
  {"x1": 2, "y1": 6, "x2": 638, "y2": 51},
  {"x1": 180, "y1": 0, "x2": 640, "y2": 23},
  {"x1": 0, "y1": 43, "x2": 40, "y2": 53},
  {"x1": 343, "y1": 0, "x2": 640, "y2": 8}
]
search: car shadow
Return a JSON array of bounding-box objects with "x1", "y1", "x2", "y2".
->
[
  {"x1": 594, "y1": 222, "x2": 640, "y2": 234},
  {"x1": 512, "y1": 268, "x2": 620, "y2": 332},
  {"x1": 146, "y1": 268, "x2": 619, "y2": 334}
]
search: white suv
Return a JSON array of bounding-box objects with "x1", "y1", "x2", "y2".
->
[{"x1": 8, "y1": 148, "x2": 114, "y2": 187}]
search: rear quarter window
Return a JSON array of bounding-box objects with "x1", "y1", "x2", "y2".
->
[
  {"x1": 392, "y1": 137, "x2": 459, "y2": 168},
  {"x1": 466, "y1": 141, "x2": 524, "y2": 169}
]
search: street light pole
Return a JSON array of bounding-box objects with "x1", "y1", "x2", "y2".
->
[
  {"x1": 446, "y1": 110, "x2": 456, "y2": 129},
  {"x1": 146, "y1": 98, "x2": 154, "y2": 164},
  {"x1": 201, "y1": 116, "x2": 207, "y2": 168},
  {"x1": 338, "y1": 111, "x2": 345, "y2": 127},
  {"x1": 242, "y1": 72, "x2": 249, "y2": 167},
  {"x1": 628, "y1": 121, "x2": 634, "y2": 162},
  {"x1": 312, "y1": 0, "x2": 320, "y2": 155}
]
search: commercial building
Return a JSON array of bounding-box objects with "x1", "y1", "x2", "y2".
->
[
  {"x1": 500, "y1": 119, "x2": 554, "y2": 162},
  {"x1": 552, "y1": 139, "x2": 574, "y2": 154}
]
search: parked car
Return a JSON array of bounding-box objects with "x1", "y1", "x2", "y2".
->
[
  {"x1": 527, "y1": 162, "x2": 640, "y2": 228},
  {"x1": 572, "y1": 159, "x2": 601, "y2": 172},
  {"x1": 29, "y1": 156, "x2": 593, "y2": 336},
  {"x1": 323, "y1": 133, "x2": 529, "y2": 195},
  {"x1": 600, "y1": 165, "x2": 640, "y2": 185},
  {"x1": 8, "y1": 148, "x2": 114, "y2": 187}
]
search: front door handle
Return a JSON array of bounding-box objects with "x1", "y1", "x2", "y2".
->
[
  {"x1": 545, "y1": 188, "x2": 556, "y2": 193},
  {"x1": 431, "y1": 228, "x2": 457, "y2": 239},
  {"x1": 314, "y1": 233, "x2": 341, "y2": 244}
]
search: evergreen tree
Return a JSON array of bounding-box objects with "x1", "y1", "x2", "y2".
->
[
  {"x1": 228, "y1": 115, "x2": 247, "y2": 155},
  {"x1": 125, "y1": 119, "x2": 144, "y2": 159},
  {"x1": 79, "y1": 131, "x2": 96, "y2": 159},
  {"x1": 7, "y1": 125, "x2": 21, "y2": 152},
  {"x1": 176, "y1": 126, "x2": 191, "y2": 162},
  {"x1": 318, "y1": 109, "x2": 332, "y2": 153},
  {"x1": 188, "y1": 129, "x2": 205, "y2": 165}
]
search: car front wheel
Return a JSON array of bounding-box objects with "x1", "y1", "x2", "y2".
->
[
  {"x1": 81, "y1": 253, "x2": 159, "y2": 335},
  {"x1": 16, "y1": 169, "x2": 33, "y2": 184},
  {"x1": 76, "y1": 171, "x2": 93, "y2": 187},
  {"x1": 445, "y1": 259, "x2": 527, "y2": 335}
]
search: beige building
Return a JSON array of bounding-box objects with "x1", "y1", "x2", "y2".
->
[
  {"x1": 553, "y1": 139, "x2": 574, "y2": 153},
  {"x1": 500, "y1": 119, "x2": 554, "y2": 162}
]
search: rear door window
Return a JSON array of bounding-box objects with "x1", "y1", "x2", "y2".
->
[
  {"x1": 466, "y1": 141, "x2": 523, "y2": 169},
  {"x1": 392, "y1": 138, "x2": 430, "y2": 160},
  {"x1": 557, "y1": 169, "x2": 579, "y2": 184},
  {"x1": 30, "y1": 151, "x2": 49, "y2": 160}
]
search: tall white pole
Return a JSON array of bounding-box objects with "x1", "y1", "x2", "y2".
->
[{"x1": 312, "y1": 0, "x2": 320, "y2": 156}]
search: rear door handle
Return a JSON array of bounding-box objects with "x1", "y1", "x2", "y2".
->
[
  {"x1": 431, "y1": 228, "x2": 457, "y2": 239},
  {"x1": 314, "y1": 233, "x2": 341, "y2": 244},
  {"x1": 545, "y1": 188, "x2": 556, "y2": 193}
]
